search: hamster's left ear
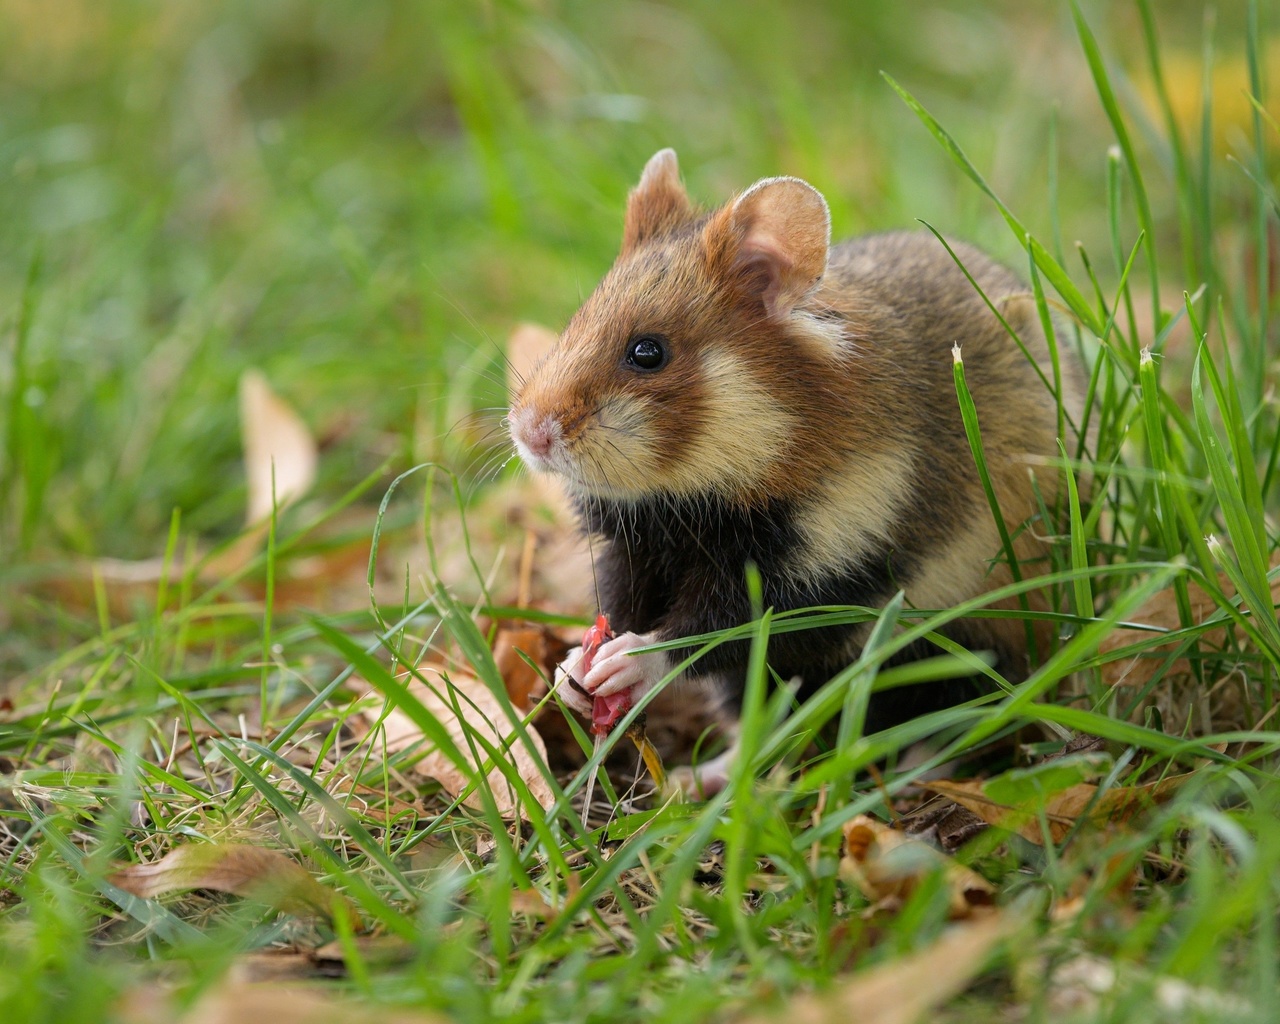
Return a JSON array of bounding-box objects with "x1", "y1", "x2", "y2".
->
[
  {"x1": 621, "y1": 149, "x2": 694, "y2": 253},
  {"x1": 708, "y1": 176, "x2": 831, "y2": 319}
]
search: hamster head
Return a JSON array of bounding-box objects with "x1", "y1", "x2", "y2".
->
[{"x1": 509, "y1": 148, "x2": 843, "y2": 504}]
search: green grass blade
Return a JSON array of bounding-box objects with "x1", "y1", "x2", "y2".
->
[
  {"x1": 1071, "y1": 0, "x2": 1161, "y2": 330},
  {"x1": 1246, "y1": 0, "x2": 1270, "y2": 404},
  {"x1": 29, "y1": 810, "x2": 207, "y2": 947},
  {"x1": 239, "y1": 740, "x2": 414, "y2": 897},
  {"x1": 882, "y1": 72, "x2": 1104, "y2": 337},
  {"x1": 952, "y1": 343, "x2": 1033, "y2": 660},
  {"x1": 1192, "y1": 350, "x2": 1280, "y2": 654},
  {"x1": 1139, "y1": 349, "x2": 1194, "y2": 628},
  {"x1": 1137, "y1": 0, "x2": 1200, "y2": 292}
]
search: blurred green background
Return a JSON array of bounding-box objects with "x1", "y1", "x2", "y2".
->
[{"x1": 0, "y1": 1, "x2": 1268, "y2": 634}]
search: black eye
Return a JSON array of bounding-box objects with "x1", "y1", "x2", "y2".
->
[{"x1": 625, "y1": 333, "x2": 668, "y2": 371}]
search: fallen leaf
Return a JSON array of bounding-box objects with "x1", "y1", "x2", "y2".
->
[
  {"x1": 224, "y1": 952, "x2": 320, "y2": 984},
  {"x1": 923, "y1": 774, "x2": 1189, "y2": 846},
  {"x1": 239, "y1": 369, "x2": 318, "y2": 525},
  {"x1": 508, "y1": 887, "x2": 556, "y2": 918},
  {"x1": 506, "y1": 323, "x2": 558, "y2": 395},
  {"x1": 108, "y1": 843, "x2": 358, "y2": 930},
  {"x1": 839, "y1": 814, "x2": 994, "y2": 919},
  {"x1": 311, "y1": 934, "x2": 419, "y2": 972},
  {"x1": 737, "y1": 908, "x2": 1019, "y2": 1024},
  {"x1": 119, "y1": 981, "x2": 450, "y2": 1024},
  {"x1": 1100, "y1": 554, "x2": 1280, "y2": 692},
  {"x1": 360, "y1": 668, "x2": 554, "y2": 817},
  {"x1": 206, "y1": 369, "x2": 320, "y2": 576},
  {"x1": 492, "y1": 626, "x2": 554, "y2": 710}
]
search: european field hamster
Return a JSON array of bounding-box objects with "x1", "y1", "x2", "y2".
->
[{"x1": 509, "y1": 149, "x2": 1081, "y2": 782}]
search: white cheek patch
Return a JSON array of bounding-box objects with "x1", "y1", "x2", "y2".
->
[
  {"x1": 789, "y1": 447, "x2": 916, "y2": 581},
  {"x1": 548, "y1": 351, "x2": 796, "y2": 500},
  {"x1": 567, "y1": 396, "x2": 665, "y2": 498},
  {"x1": 521, "y1": 351, "x2": 796, "y2": 501},
  {"x1": 660, "y1": 350, "x2": 797, "y2": 496}
]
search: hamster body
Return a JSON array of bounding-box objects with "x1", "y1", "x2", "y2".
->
[{"x1": 509, "y1": 149, "x2": 1080, "y2": 749}]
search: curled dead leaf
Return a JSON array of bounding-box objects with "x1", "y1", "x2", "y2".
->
[
  {"x1": 108, "y1": 843, "x2": 358, "y2": 930},
  {"x1": 923, "y1": 773, "x2": 1189, "y2": 846},
  {"x1": 1099, "y1": 554, "x2": 1280, "y2": 693},
  {"x1": 492, "y1": 625, "x2": 556, "y2": 710},
  {"x1": 239, "y1": 369, "x2": 318, "y2": 526},
  {"x1": 359, "y1": 668, "x2": 554, "y2": 818},
  {"x1": 205, "y1": 369, "x2": 320, "y2": 577},
  {"x1": 311, "y1": 934, "x2": 419, "y2": 972},
  {"x1": 840, "y1": 814, "x2": 994, "y2": 919},
  {"x1": 506, "y1": 323, "x2": 559, "y2": 395},
  {"x1": 119, "y1": 981, "x2": 449, "y2": 1024}
]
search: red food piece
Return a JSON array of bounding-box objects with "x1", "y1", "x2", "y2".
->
[
  {"x1": 579, "y1": 614, "x2": 631, "y2": 735},
  {"x1": 580, "y1": 614, "x2": 612, "y2": 673},
  {"x1": 591, "y1": 690, "x2": 631, "y2": 735}
]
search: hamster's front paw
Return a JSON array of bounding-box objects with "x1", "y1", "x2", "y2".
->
[
  {"x1": 553, "y1": 645, "x2": 593, "y2": 717},
  {"x1": 581, "y1": 630, "x2": 666, "y2": 705}
]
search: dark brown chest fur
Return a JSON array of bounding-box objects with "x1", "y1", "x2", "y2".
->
[{"x1": 578, "y1": 491, "x2": 988, "y2": 730}]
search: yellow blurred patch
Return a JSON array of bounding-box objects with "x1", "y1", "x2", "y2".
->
[{"x1": 1136, "y1": 39, "x2": 1280, "y2": 152}]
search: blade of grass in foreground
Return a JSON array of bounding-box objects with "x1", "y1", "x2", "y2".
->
[
  {"x1": 1246, "y1": 0, "x2": 1270, "y2": 411},
  {"x1": 951, "y1": 344, "x2": 1033, "y2": 643},
  {"x1": 1137, "y1": 0, "x2": 1198, "y2": 295},
  {"x1": 1192, "y1": 349, "x2": 1280, "y2": 656},
  {"x1": 1071, "y1": 0, "x2": 1161, "y2": 331},
  {"x1": 952, "y1": 562, "x2": 1183, "y2": 752},
  {"x1": 882, "y1": 72, "x2": 1105, "y2": 338},
  {"x1": 1207, "y1": 299, "x2": 1267, "y2": 555},
  {"x1": 214, "y1": 740, "x2": 414, "y2": 935},
  {"x1": 722, "y1": 593, "x2": 773, "y2": 959},
  {"x1": 29, "y1": 809, "x2": 206, "y2": 947}
]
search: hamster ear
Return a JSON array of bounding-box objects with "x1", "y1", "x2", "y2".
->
[
  {"x1": 622, "y1": 149, "x2": 693, "y2": 253},
  {"x1": 714, "y1": 176, "x2": 831, "y2": 319}
]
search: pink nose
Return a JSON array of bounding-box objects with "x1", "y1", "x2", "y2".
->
[{"x1": 510, "y1": 409, "x2": 561, "y2": 461}]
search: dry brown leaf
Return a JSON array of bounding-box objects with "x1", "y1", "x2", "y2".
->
[
  {"x1": 506, "y1": 322, "x2": 558, "y2": 395},
  {"x1": 839, "y1": 814, "x2": 994, "y2": 919},
  {"x1": 1099, "y1": 554, "x2": 1280, "y2": 692},
  {"x1": 509, "y1": 887, "x2": 556, "y2": 918},
  {"x1": 360, "y1": 668, "x2": 554, "y2": 817},
  {"x1": 738, "y1": 908, "x2": 1019, "y2": 1024},
  {"x1": 108, "y1": 843, "x2": 358, "y2": 929},
  {"x1": 923, "y1": 774, "x2": 1188, "y2": 846},
  {"x1": 239, "y1": 368, "x2": 318, "y2": 525},
  {"x1": 492, "y1": 626, "x2": 554, "y2": 710},
  {"x1": 204, "y1": 369, "x2": 320, "y2": 576},
  {"x1": 224, "y1": 952, "x2": 320, "y2": 984},
  {"x1": 120, "y1": 981, "x2": 449, "y2": 1024},
  {"x1": 37, "y1": 510, "x2": 371, "y2": 619},
  {"x1": 311, "y1": 934, "x2": 419, "y2": 972}
]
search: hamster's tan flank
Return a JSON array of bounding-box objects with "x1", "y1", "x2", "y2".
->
[{"x1": 509, "y1": 149, "x2": 1080, "y2": 782}]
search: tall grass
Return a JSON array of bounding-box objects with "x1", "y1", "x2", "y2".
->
[{"x1": 2, "y1": 2, "x2": 1279, "y2": 1022}]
